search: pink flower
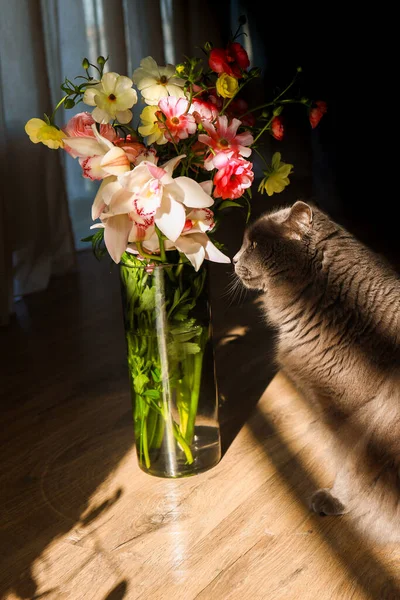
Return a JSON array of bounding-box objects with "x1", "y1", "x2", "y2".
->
[
  {"x1": 213, "y1": 154, "x2": 254, "y2": 200},
  {"x1": 198, "y1": 115, "x2": 253, "y2": 170},
  {"x1": 63, "y1": 112, "x2": 116, "y2": 157},
  {"x1": 271, "y1": 116, "x2": 284, "y2": 140},
  {"x1": 158, "y1": 97, "x2": 197, "y2": 143},
  {"x1": 189, "y1": 98, "x2": 219, "y2": 122}
]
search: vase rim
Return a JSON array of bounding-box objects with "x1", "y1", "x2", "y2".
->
[{"x1": 120, "y1": 260, "x2": 184, "y2": 269}]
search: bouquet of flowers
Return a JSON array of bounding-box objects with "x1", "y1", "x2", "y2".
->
[{"x1": 25, "y1": 19, "x2": 326, "y2": 477}]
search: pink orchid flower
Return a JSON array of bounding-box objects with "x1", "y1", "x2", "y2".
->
[
  {"x1": 134, "y1": 200, "x2": 229, "y2": 271},
  {"x1": 63, "y1": 125, "x2": 130, "y2": 180}
]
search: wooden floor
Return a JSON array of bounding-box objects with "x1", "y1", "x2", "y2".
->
[{"x1": 2, "y1": 250, "x2": 400, "y2": 600}]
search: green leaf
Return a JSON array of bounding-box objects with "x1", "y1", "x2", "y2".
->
[
  {"x1": 272, "y1": 152, "x2": 281, "y2": 170},
  {"x1": 134, "y1": 373, "x2": 149, "y2": 394},
  {"x1": 144, "y1": 389, "x2": 161, "y2": 399},
  {"x1": 181, "y1": 342, "x2": 201, "y2": 355},
  {"x1": 170, "y1": 319, "x2": 197, "y2": 334},
  {"x1": 151, "y1": 368, "x2": 161, "y2": 382},
  {"x1": 219, "y1": 200, "x2": 242, "y2": 210},
  {"x1": 139, "y1": 286, "x2": 156, "y2": 312},
  {"x1": 81, "y1": 234, "x2": 94, "y2": 242}
]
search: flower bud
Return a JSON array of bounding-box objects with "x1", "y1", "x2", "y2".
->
[
  {"x1": 82, "y1": 57, "x2": 90, "y2": 70},
  {"x1": 204, "y1": 41, "x2": 213, "y2": 53},
  {"x1": 297, "y1": 66, "x2": 302, "y2": 73},
  {"x1": 155, "y1": 110, "x2": 166, "y2": 123},
  {"x1": 261, "y1": 110, "x2": 270, "y2": 118},
  {"x1": 64, "y1": 98, "x2": 75, "y2": 109},
  {"x1": 273, "y1": 106, "x2": 283, "y2": 116},
  {"x1": 97, "y1": 55, "x2": 106, "y2": 65},
  {"x1": 300, "y1": 97, "x2": 309, "y2": 104},
  {"x1": 175, "y1": 64, "x2": 186, "y2": 76},
  {"x1": 239, "y1": 14, "x2": 247, "y2": 25}
]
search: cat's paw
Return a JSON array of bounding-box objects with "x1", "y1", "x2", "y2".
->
[{"x1": 310, "y1": 488, "x2": 346, "y2": 516}]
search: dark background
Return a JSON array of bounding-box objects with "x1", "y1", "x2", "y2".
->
[{"x1": 214, "y1": 3, "x2": 398, "y2": 266}]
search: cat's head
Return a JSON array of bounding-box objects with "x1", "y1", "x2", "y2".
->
[{"x1": 233, "y1": 201, "x2": 314, "y2": 290}]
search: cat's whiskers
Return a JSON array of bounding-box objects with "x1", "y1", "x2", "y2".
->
[{"x1": 222, "y1": 272, "x2": 246, "y2": 308}]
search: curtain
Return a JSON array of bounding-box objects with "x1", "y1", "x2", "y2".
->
[{"x1": 0, "y1": 0, "x2": 226, "y2": 325}]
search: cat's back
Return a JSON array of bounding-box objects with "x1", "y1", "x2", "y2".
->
[{"x1": 273, "y1": 209, "x2": 400, "y2": 401}]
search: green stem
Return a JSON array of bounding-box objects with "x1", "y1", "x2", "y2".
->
[
  {"x1": 219, "y1": 80, "x2": 247, "y2": 116},
  {"x1": 173, "y1": 423, "x2": 194, "y2": 464},
  {"x1": 136, "y1": 242, "x2": 163, "y2": 262},
  {"x1": 253, "y1": 147, "x2": 271, "y2": 168},
  {"x1": 252, "y1": 116, "x2": 273, "y2": 145},
  {"x1": 50, "y1": 96, "x2": 68, "y2": 123},
  {"x1": 152, "y1": 416, "x2": 165, "y2": 449},
  {"x1": 147, "y1": 408, "x2": 159, "y2": 448},
  {"x1": 273, "y1": 74, "x2": 298, "y2": 104},
  {"x1": 185, "y1": 343, "x2": 205, "y2": 445},
  {"x1": 155, "y1": 226, "x2": 167, "y2": 262},
  {"x1": 185, "y1": 84, "x2": 193, "y2": 113},
  {"x1": 142, "y1": 416, "x2": 151, "y2": 469}
]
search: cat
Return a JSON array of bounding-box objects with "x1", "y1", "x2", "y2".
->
[{"x1": 233, "y1": 201, "x2": 400, "y2": 542}]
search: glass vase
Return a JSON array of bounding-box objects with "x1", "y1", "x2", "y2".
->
[{"x1": 119, "y1": 254, "x2": 221, "y2": 478}]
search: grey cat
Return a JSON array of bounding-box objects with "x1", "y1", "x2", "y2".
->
[{"x1": 234, "y1": 201, "x2": 400, "y2": 542}]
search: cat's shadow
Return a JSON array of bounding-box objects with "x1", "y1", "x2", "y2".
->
[{"x1": 210, "y1": 275, "x2": 277, "y2": 456}]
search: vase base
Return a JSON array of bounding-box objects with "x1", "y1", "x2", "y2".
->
[{"x1": 138, "y1": 425, "x2": 221, "y2": 478}]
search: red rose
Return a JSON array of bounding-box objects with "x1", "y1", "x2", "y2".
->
[
  {"x1": 209, "y1": 43, "x2": 249, "y2": 78},
  {"x1": 309, "y1": 100, "x2": 327, "y2": 129},
  {"x1": 271, "y1": 116, "x2": 284, "y2": 140}
]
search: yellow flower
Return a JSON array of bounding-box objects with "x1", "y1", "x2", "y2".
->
[
  {"x1": 25, "y1": 118, "x2": 65, "y2": 149},
  {"x1": 258, "y1": 152, "x2": 293, "y2": 196},
  {"x1": 138, "y1": 105, "x2": 167, "y2": 145},
  {"x1": 216, "y1": 73, "x2": 239, "y2": 98}
]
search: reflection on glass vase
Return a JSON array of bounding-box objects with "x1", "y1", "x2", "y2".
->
[{"x1": 119, "y1": 254, "x2": 221, "y2": 478}]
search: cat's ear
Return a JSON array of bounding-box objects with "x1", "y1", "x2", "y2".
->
[{"x1": 285, "y1": 201, "x2": 313, "y2": 239}]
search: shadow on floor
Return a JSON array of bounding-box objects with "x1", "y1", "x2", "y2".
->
[{"x1": 0, "y1": 253, "x2": 134, "y2": 600}]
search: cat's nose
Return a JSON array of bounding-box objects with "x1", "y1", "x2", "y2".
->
[{"x1": 232, "y1": 253, "x2": 239, "y2": 264}]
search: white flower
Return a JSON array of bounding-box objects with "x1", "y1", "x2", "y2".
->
[
  {"x1": 132, "y1": 57, "x2": 186, "y2": 105},
  {"x1": 92, "y1": 155, "x2": 216, "y2": 263},
  {"x1": 83, "y1": 72, "x2": 138, "y2": 124}
]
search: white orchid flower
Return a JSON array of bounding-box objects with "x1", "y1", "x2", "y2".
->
[
  {"x1": 132, "y1": 57, "x2": 186, "y2": 105},
  {"x1": 63, "y1": 125, "x2": 130, "y2": 180},
  {"x1": 83, "y1": 72, "x2": 138, "y2": 124},
  {"x1": 92, "y1": 155, "x2": 215, "y2": 264}
]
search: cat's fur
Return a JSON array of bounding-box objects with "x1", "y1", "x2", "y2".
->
[{"x1": 234, "y1": 201, "x2": 400, "y2": 542}]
